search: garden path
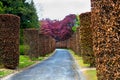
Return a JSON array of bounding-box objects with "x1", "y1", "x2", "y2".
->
[{"x1": 4, "y1": 49, "x2": 85, "y2": 80}]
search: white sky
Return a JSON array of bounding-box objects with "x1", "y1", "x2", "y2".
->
[{"x1": 33, "y1": 0, "x2": 91, "y2": 20}]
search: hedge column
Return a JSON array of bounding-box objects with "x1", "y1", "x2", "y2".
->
[
  {"x1": 39, "y1": 34, "x2": 55, "y2": 56},
  {"x1": 79, "y1": 12, "x2": 95, "y2": 66},
  {"x1": 39, "y1": 34, "x2": 47, "y2": 56},
  {"x1": 24, "y1": 29, "x2": 39, "y2": 59},
  {"x1": 91, "y1": 0, "x2": 120, "y2": 79},
  {"x1": 76, "y1": 27, "x2": 81, "y2": 56},
  {"x1": 0, "y1": 14, "x2": 20, "y2": 69}
]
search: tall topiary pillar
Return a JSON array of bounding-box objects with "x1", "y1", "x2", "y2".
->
[
  {"x1": 91, "y1": 0, "x2": 120, "y2": 79},
  {"x1": 79, "y1": 12, "x2": 95, "y2": 66},
  {"x1": 0, "y1": 14, "x2": 20, "y2": 69}
]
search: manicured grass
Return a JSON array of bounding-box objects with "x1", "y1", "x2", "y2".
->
[
  {"x1": 69, "y1": 50, "x2": 90, "y2": 67},
  {"x1": 84, "y1": 70, "x2": 97, "y2": 80},
  {"x1": 69, "y1": 49, "x2": 97, "y2": 80},
  {"x1": 18, "y1": 55, "x2": 35, "y2": 69},
  {"x1": 0, "y1": 69, "x2": 13, "y2": 78},
  {"x1": 0, "y1": 55, "x2": 35, "y2": 78},
  {"x1": 19, "y1": 45, "x2": 29, "y2": 55},
  {"x1": 0, "y1": 50, "x2": 54, "y2": 78},
  {"x1": 30, "y1": 56, "x2": 45, "y2": 61}
]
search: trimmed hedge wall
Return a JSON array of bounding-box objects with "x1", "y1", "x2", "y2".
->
[
  {"x1": 91, "y1": 0, "x2": 120, "y2": 79},
  {"x1": 24, "y1": 29, "x2": 39, "y2": 59},
  {"x1": 24, "y1": 30, "x2": 56, "y2": 57},
  {"x1": 79, "y1": 12, "x2": 95, "y2": 66},
  {"x1": 39, "y1": 34, "x2": 55, "y2": 56},
  {"x1": 76, "y1": 27, "x2": 81, "y2": 56},
  {"x1": 56, "y1": 40, "x2": 68, "y2": 48},
  {"x1": 67, "y1": 33, "x2": 77, "y2": 54},
  {"x1": 49, "y1": 36, "x2": 56, "y2": 53},
  {"x1": 39, "y1": 34, "x2": 45, "y2": 56},
  {"x1": 0, "y1": 14, "x2": 20, "y2": 69},
  {"x1": 65, "y1": 30, "x2": 81, "y2": 56},
  {"x1": 71, "y1": 33, "x2": 77, "y2": 53}
]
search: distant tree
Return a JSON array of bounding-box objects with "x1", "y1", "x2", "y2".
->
[
  {"x1": 40, "y1": 14, "x2": 77, "y2": 41},
  {"x1": 0, "y1": 0, "x2": 40, "y2": 44},
  {"x1": 21, "y1": 0, "x2": 39, "y2": 29},
  {"x1": 0, "y1": 0, "x2": 39, "y2": 28},
  {"x1": 0, "y1": 1, "x2": 5, "y2": 13},
  {"x1": 72, "y1": 15, "x2": 80, "y2": 32}
]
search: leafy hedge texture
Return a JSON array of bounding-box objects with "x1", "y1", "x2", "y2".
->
[
  {"x1": 24, "y1": 29, "x2": 39, "y2": 59},
  {"x1": 79, "y1": 12, "x2": 95, "y2": 66},
  {"x1": 75, "y1": 27, "x2": 81, "y2": 56},
  {"x1": 0, "y1": 14, "x2": 20, "y2": 69},
  {"x1": 56, "y1": 40, "x2": 68, "y2": 48},
  {"x1": 91, "y1": 0, "x2": 120, "y2": 79},
  {"x1": 24, "y1": 29, "x2": 56, "y2": 58},
  {"x1": 39, "y1": 33, "x2": 55, "y2": 56}
]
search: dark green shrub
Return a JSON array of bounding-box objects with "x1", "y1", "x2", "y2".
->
[{"x1": 19, "y1": 45, "x2": 29, "y2": 55}]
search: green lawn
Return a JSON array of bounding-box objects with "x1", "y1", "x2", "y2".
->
[
  {"x1": 0, "y1": 45, "x2": 53, "y2": 78},
  {"x1": 84, "y1": 70, "x2": 97, "y2": 80},
  {"x1": 69, "y1": 50, "x2": 90, "y2": 67},
  {"x1": 0, "y1": 70, "x2": 13, "y2": 78},
  {"x1": 69, "y1": 50, "x2": 97, "y2": 80},
  {"x1": 19, "y1": 45, "x2": 29, "y2": 55},
  {"x1": 18, "y1": 55, "x2": 35, "y2": 69},
  {"x1": 0, "y1": 55, "x2": 35, "y2": 78}
]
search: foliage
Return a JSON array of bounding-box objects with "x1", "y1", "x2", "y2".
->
[
  {"x1": 40, "y1": 14, "x2": 77, "y2": 41},
  {"x1": 0, "y1": 0, "x2": 40, "y2": 44},
  {"x1": 19, "y1": 55, "x2": 35, "y2": 69},
  {"x1": 72, "y1": 15, "x2": 80, "y2": 32},
  {"x1": 0, "y1": 55, "x2": 35, "y2": 78},
  {"x1": 0, "y1": 0, "x2": 39, "y2": 29},
  {"x1": 0, "y1": 1, "x2": 5, "y2": 13},
  {"x1": 31, "y1": 57, "x2": 44, "y2": 61},
  {"x1": 19, "y1": 45, "x2": 29, "y2": 55},
  {"x1": 0, "y1": 14, "x2": 20, "y2": 69},
  {"x1": 80, "y1": 12, "x2": 95, "y2": 66},
  {"x1": 0, "y1": 69, "x2": 13, "y2": 78}
]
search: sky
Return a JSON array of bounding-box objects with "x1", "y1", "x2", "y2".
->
[{"x1": 32, "y1": 0, "x2": 91, "y2": 20}]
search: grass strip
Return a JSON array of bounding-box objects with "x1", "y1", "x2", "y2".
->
[
  {"x1": 84, "y1": 70, "x2": 97, "y2": 80},
  {"x1": 0, "y1": 50, "x2": 54, "y2": 78},
  {"x1": 69, "y1": 49, "x2": 97, "y2": 80}
]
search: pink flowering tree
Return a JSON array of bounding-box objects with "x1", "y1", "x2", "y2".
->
[{"x1": 40, "y1": 14, "x2": 77, "y2": 41}]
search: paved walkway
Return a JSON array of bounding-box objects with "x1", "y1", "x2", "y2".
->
[{"x1": 3, "y1": 49, "x2": 86, "y2": 80}]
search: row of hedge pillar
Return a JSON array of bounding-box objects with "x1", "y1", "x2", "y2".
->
[
  {"x1": 0, "y1": 14, "x2": 56, "y2": 69},
  {"x1": 57, "y1": 0, "x2": 120, "y2": 79},
  {"x1": 0, "y1": 1, "x2": 119, "y2": 79},
  {"x1": 24, "y1": 29, "x2": 56, "y2": 58}
]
